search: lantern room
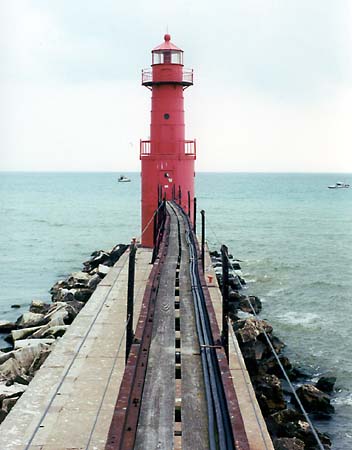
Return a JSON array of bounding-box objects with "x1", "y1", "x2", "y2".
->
[{"x1": 152, "y1": 34, "x2": 184, "y2": 65}]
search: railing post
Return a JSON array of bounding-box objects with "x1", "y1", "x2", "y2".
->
[
  {"x1": 187, "y1": 191, "x2": 191, "y2": 218},
  {"x1": 193, "y1": 197, "x2": 197, "y2": 234},
  {"x1": 157, "y1": 184, "x2": 161, "y2": 204},
  {"x1": 178, "y1": 186, "x2": 182, "y2": 205},
  {"x1": 153, "y1": 211, "x2": 157, "y2": 248},
  {"x1": 200, "y1": 209, "x2": 205, "y2": 273},
  {"x1": 221, "y1": 244, "x2": 229, "y2": 362},
  {"x1": 126, "y1": 239, "x2": 137, "y2": 363}
]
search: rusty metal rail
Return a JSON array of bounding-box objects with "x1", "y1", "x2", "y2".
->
[
  {"x1": 105, "y1": 213, "x2": 171, "y2": 450},
  {"x1": 174, "y1": 202, "x2": 250, "y2": 450},
  {"x1": 105, "y1": 202, "x2": 250, "y2": 449}
]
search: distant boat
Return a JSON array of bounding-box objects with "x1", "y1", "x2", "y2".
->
[
  {"x1": 118, "y1": 175, "x2": 131, "y2": 183},
  {"x1": 328, "y1": 182, "x2": 350, "y2": 189}
]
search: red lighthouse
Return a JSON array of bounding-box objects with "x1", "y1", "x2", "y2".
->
[{"x1": 140, "y1": 34, "x2": 196, "y2": 247}]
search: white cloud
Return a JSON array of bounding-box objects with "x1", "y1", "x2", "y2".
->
[
  {"x1": 1, "y1": 79, "x2": 351, "y2": 172},
  {"x1": 1, "y1": 0, "x2": 351, "y2": 172},
  {"x1": 189, "y1": 84, "x2": 352, "y2": 172},
  {"x1": 1, "y1": 80, "x2": 149, "y2": 171}
]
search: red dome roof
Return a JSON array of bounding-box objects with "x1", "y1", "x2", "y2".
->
[{"x1": 152, "y1": 34, "x2": 183, "y2": 52}]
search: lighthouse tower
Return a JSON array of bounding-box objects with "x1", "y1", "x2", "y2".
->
[{"x1": 140, "y1": 34, "x2": 196, "y2": 247}]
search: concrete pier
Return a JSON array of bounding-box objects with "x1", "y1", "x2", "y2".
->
[
  {"x1": 0, "y1": 241, "x2": 273, "y2": 449},
  {"x1": 0, "y1": 248, "x2": 153, "y2": 450}
]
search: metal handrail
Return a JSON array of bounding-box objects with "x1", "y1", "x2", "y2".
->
[
  {"x1": 141, "y1": 68, "x2": 193, "y2": 85},
  {"x1": 140, "y1": 139, "x2": 196, "y2": 157}
]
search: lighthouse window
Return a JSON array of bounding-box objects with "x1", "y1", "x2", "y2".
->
[
  {"x1": 152, "y1": 50, "x2": 183, "y2": 65},
  {"x1": 164, "y1": 113, "x2": 170, "y2": 120},
  {"x1": 163, "y1": 51, "x2": 171, "y2": 64},
  {"x1": 171, "y1": 51, "x2": 183, "y2": 64}
]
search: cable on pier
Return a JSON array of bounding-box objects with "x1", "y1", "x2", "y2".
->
[{"x1": 171, "y1": 202, "x2": 236, "y2": 450}]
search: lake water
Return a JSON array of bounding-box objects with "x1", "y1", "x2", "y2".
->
[{"x1": 0, "y1": 172, "x2": 351, "y2": 448}]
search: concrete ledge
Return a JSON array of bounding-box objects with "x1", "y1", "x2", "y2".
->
[{"x1": 0, "y1": 248, "x2": 153, "y2": 450}]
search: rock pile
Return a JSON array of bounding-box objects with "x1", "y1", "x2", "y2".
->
[
  {"x1": 0, "y1": 243, "x2": 127, "y2": 424},
  {"x1": 210, "y1": 250, "x2": 335, "y2": 450}
]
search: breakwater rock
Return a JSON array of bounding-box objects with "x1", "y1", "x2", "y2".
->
[
  {"x1": 210, "y1": 250, "x2": 334, "y2": 450},
  {"x1": 0, "y1": 243, "x2": 127, "y2": 424}
]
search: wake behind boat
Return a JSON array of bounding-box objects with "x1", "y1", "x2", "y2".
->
[
  {"x1": 328, "y1": 182, "x2": 350, "y2": 189},
  {"x1": 118, "y1": 175, "x2": 131, "y2": 183}
]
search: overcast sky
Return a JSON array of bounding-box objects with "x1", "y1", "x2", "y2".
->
[{"x1": 1, "y1": 0, "x2": 351, "y2": 172}]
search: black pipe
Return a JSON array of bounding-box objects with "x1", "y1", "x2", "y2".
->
[
  {"x1": 221, "y1": 244, "x2": 229, "y2": 362},
  {"x1": 126, "y1": 240, "x2": 137, "y2": 363},
  {"x1": 173, "y1": 203, "x2": 234, "y2": 450},
  {"x1": 187, "y1": 191, "x2": 191, "y2": 218}
]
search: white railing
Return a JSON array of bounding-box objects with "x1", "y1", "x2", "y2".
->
[
  {"x1": 140, "y1": 140, "x2": 196, "y2": 158},
  {"x1": 140, "y1": 140, "x2": 151, "y2": 156},
  {"x1": 142, "y1": 68, "x2": 193, "y2": 85}
]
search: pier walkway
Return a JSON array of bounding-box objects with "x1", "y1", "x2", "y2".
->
[{"x1": 0, "y1": 202, "x2": 273, "y2": 450}]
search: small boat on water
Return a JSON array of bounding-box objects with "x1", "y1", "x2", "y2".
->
[
  {"x1": 118, "y1": 175, "x2": 131, "y2": 183},
  {"x1": 328, "y1": 182, "x2": 350, "y2": 189}
]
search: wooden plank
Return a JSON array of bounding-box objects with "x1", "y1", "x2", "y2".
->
[
  {"x1": 178, "y1": 213, "x2": 209, "y2": 449},
  {"x1": 134, "y1": 210, "x2": 178, "y2": 450}
]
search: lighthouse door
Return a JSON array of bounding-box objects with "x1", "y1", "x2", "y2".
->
[{"x1": 159, "y1": 170, "x2": 174, "y2": 201}]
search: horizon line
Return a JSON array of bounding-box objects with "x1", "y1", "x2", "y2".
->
[{"x1": 1, "y1": 170, "x2": 351, "y2": 174}]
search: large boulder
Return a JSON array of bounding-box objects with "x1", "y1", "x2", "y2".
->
[
  {"x1": 253, "y1": 374, "x2": 286, "y2": 415},
  {"x1": 66, "y1": 271, "x2": 90, "y2": 288},
  {"x1": 0, "y1": 321, "x2": 17, "y2": 333},
  {"x1": 0, "y1": 383, "x2": 26, "y2": 402},
  {"x1": 109, "y1": 244, "x2": 128, "y2": 264},
  {"x1": 50, "y1": 270, "x2": 98, "y2": 302},
  {"x1": 316, "y1": 376, "x2": 336, "y2": 393},
  {"x1": 73, "y1": 288, "x2": 93, "y2": 303},
  {"x1": 0, "y1": 343, "x2": 52, "y2": 383},
  {"x1": 234, "y1": 317, "x2": 273, "y2": 343},
  {"x1": 273, "y1": 437, "x2": 305, "y2": 450},
  {"x1": 238, "y1": 295, "x2": 262, "y2": 314},
  {"x1": 97, "y1": 264, "x2": 110, "y2": 276},
  {"x1": 14, "y1": 339, "x2": 55, "y2": 349},
  {"x1": 259, "y1": 355, "x2": 292, "y2": 378},
  {"x1": 284, "y1": 419, "x2": 331, "y2": 449},
  {"x1": 87, "y1": 273, "x2": 102, "y2": 290},
  {"x1": 63, "y1": 300, "x2": 85, "y2": 323},
  {"x1": 40, "y1": 325, "x2": 68, "y2": 339},
  {"x1": 52, "y1": 287, "x2": 92, "y2": 304},
  {"x1": 50, "y1": 280, "x2": 67, "y2": 298},
  {"x1": 0, "y1": 383, "x2": 27, "y2": 425},
  {"x1": 2, "y1": 396, "x2": 19, "y2": 414},
  {"x1": 0, "y1": 358, "x2": 27, "y2": 384},
  {"x1": 234, "y1": 317, "x2": 284, "y2": 374},
  {"x1": 83, "y1": 251, "x2": 111, "y2": 272},
  {"x1": 267, "y1": 408, "x2": 331, "y2": 449},
  {"x1": 46, "y1": 310, "x2": 68, "y2": 326},
  {"x1": 295, "y1": 384, "x2": 334, "y2": 415},
  {"x1": 16, "y1": 312, "x2": 46, "y2": 329},
  {"x1": 29, "y1": 300, "x2": 51, "y2": 315},
  {"x1": 52, "y1": 288, "x2": 75, "y2": 303},
  {"x1": 12, "y1": 326, "x2": 44, "y2": 342}
]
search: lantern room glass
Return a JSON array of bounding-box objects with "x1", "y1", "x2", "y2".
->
[{"x1": 152, "y1": 50, "x2": 183, "y2": 65}]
